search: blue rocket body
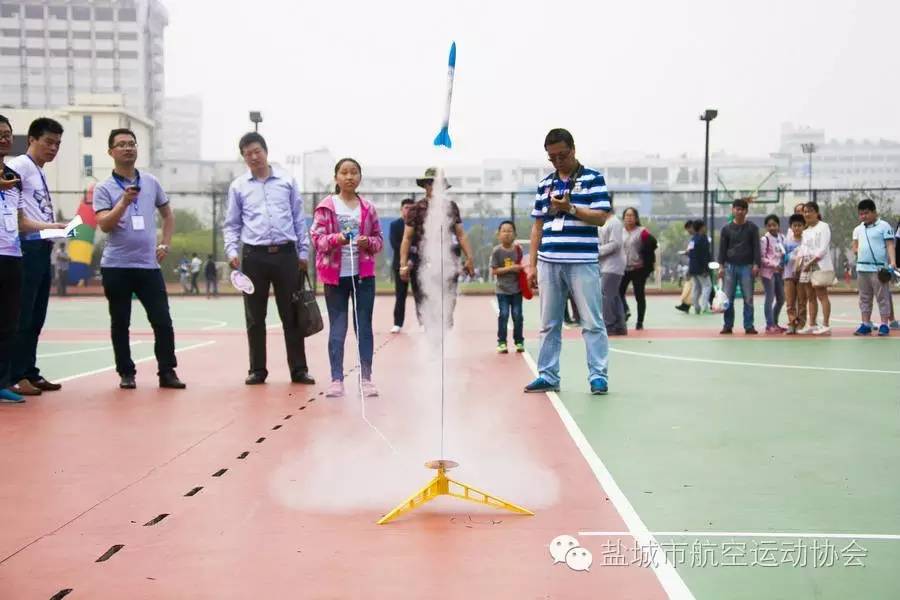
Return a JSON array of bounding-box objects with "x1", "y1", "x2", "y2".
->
[{"x1": 434, "y1": 42, "x2": 457, "y2": 149}]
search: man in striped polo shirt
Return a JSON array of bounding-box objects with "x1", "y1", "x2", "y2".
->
[{"x1": 524, "y1": 129, "x2": 612, "y2": 395}]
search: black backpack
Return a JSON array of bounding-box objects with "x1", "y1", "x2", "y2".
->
[{"x1": 639, "y1": 231, "x2": 659, "y2": 270}]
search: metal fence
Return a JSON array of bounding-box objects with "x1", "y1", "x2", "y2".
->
[{"x1": 46, "y1": 186, "x2": 900, "y2": 292}]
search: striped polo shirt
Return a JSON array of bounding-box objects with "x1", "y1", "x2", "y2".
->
[{"x1": 531, "y1": 165, "x2": 611, "y2": 263}]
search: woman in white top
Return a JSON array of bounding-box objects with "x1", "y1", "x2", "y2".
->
[{"x1": 798, "y1": 201, "x2": 833, "y2": 335}]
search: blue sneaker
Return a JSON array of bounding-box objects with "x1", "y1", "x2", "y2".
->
[
  {"x1": 524, "y1": 377, "x2": 560, "y2": 393},
  {"x1": 878, "y1": 324, "x2": 890, "y2": 337},
  {"x1": 890, "y1": 320, "x2": 900, "y2": 331},
  {"x1": 590, "y1": 378, "x2": 609, "y2": 395},
  {"x1": 0, "y1": 389, "x2": 25, "y2": 403},
  {"x1": 854, "y1": 323, "x2": 872, "y2": 336}
]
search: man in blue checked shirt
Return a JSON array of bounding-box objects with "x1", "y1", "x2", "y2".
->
[
  {"x1": 223, "y1": 132, "x2": 315, "y2": 386},
  {"x1": 524, "y1": 129, "x2": 612, "y2": 396}
]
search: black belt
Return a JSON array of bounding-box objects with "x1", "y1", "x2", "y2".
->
[{"x1": 244, "y1": 242, "x2": 294, "y2": 254}]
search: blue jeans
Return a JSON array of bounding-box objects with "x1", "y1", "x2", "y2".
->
[
  {"x1": 723, "y1": 263, "x2": 755, "y2": 330},
  {"x1": 324, "y1": 276, "x2": 375, "y2": 382},
  {"x1": 762, "y1": 274, "x2": 785, "y2": 327},
  {"x1": 497, "y1": 293, "x2": 524, "y2": 344},
  {"x1": 536, "y1": 261, "x2": 609, "y2": 385}
]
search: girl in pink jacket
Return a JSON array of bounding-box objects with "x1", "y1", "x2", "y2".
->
[
  {"x1": 309, "y1": 158, "x2": 384, "y2": 398},
  {"x1": 760, "y1": 214, "x2": 786, "y2": 333}
]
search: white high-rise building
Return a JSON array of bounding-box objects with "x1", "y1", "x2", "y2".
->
[
  {"x1": 161, "y1": 94, "x2": 202, "y2": 161},
  {"x1": 0, "y1": 0, "x2": 168, "y2": 161}
]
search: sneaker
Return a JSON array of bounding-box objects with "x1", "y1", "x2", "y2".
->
[
  {"x1": 785, "y1": 326, "x2": 798, "y2": 335},
  {"x1": 325, "y1": 380, "x2": 345, "y2": 398},
  {"x1": 590, "y1": 378, "x2": 609, "y2": 395},
  {"x1": 0, "y1": 389, "x2": 25, "y2": 403},
  {"x1": 720, "y1": 327, "x2": 733, "y2": 335},
  {"x1": 764, "y1": 326, "x2": 779, "y2": 334},
  {"x1": 854, "y1": 323, "x2": 873, "y2": 336},
  {"x1": 390, "y1": 325, "x2": 401, "y2": 334},
  {"x1": 776, "y1": 325, "x2": 788, "y2": 332},
  {"x1": 361, "y1": 380, "x2": 379, "y2": 397},
  {"x1": 797, "y1": 326, "x2": 815, "y2": 335},
  {"x1": 675, "y1": 304, "x2": 690, "y2": 313},
  {"x1": 745, "y1": 327, "x2": 759, "y2": 335},
  {"x1": 890, "y1": 320, "x2": 900, "y2": 331},
  {"x1": 524, "y1": 377, "x2": 560, "y2": 393},
  {"x1": 515, "y1": 342, "x2": 525, "y2": 353},
  {"x1": 636, "y1": 322, "x2": 644, "y2": 331},
  {"x1": 497, "y1": 342, "x2": 508, "y2": 354},
  {"x1": 812, "y1": 325, "x2": 831, "y2": 336},
  {"x1": 877, "y1": 324, "x2": 890, "y2": 337}
]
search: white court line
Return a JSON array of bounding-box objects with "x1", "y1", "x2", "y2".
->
[
  {"x1": 610, "y1": 347, "x2": 900, "y2": 375},
  {"x1": 37, "y1": 341, "x2": 143, "y2": 359},
  {"x1": 519, "y1": 351, "x2": 695, "y2": 599},
  {"x1": 579, "y1": 531, "x2": 900, "y2": 541},
  {"x1": 55, "y1": 341, "x2": 216, "y2": 383},
  {"x1": 498, "y1": 299, "x2": 693, "y2": 599}
]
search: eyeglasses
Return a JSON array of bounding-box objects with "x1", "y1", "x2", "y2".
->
[
  {"x1": 547, "y1": 149, "x2": 571, "y2": 163},
  {"x1": 112, "y1": 141, "x2": 137, "y2": 149},
  {"x1": 0, "y1": 133, "x2": 12, "y2": 142}
]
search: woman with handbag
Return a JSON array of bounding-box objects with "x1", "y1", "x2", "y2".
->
[
  {"x1": 619, "y1": 207, "x2": 654, "y2": 330},
  {"x1": 310, "y1": 158, "x2": 384, "y2": 398},
  {"x1": 798, "y1": 201, "x2": 834, "y2": 335}
]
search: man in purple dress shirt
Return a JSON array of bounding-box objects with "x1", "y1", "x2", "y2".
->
[{"x1": 223, "y1": 132, "x2": 314, "y2": 386}]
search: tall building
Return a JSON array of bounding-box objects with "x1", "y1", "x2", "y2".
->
[
  {"x1": 161, "y1": 94, "x2": 202, "y2": 161},
  {"x1": 0, "y1": 0, "x2": 168, "y2": 161}
]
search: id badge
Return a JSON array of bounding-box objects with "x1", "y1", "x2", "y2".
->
[
  {"x1": 3, "y1": 211, "x2": 15, "y2": 233},
  {"x1": 551, "y1": 216, "x2": 565, "y2": 232},
  {"x1": 131, "y1": 215, "x2": 146, "y2": 231}
]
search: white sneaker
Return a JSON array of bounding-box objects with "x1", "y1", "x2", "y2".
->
[
  {"x1": 797, "y1": 326, "x2": 814, "y2": 335},
  {"x1": 362, "y1": 380, "x2": 379, "y2": 397},
  {"x1": 812, "y1": 325, "x2": 831, "y2": 336},
  {"x1": 325, "y1": 380, "x2": 345, "y2": 398},
  {"x1": 390, "y1": 325, "x2": 401, "y2": 334}
]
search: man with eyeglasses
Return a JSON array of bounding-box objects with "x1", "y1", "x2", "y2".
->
[
  {"x1": 524, "y1": 128, "x2": 612, "y2": 396},
  {"x1": 6, "y1": 117, "x2": 67, "y2": 397},
  {"x1": 223, "y1": 132, "x2": 314, "y2": 386},
  {"x1": 93, "y1": 129, "x2": 185, "y2": 390}
]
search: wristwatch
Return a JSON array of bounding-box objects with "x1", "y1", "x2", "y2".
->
[
  {"x1": 568, "y1": 205, "x2": 577, "y2": 216},
  {"x1": 157, "y1": 244, "x2": 169, "y2": 252}
]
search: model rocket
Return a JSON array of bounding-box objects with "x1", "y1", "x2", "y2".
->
[{"x1": 433, "y1": 41, "x2": 457, "y2": 149}]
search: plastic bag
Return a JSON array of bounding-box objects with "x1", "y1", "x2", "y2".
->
[{"x1": 711, "y1": 288, "x2": 728, "y2": 313}]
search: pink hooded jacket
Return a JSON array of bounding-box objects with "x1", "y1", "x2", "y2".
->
[{"x1": 310, "y1": 194, "x2": 384, "y2": 286}]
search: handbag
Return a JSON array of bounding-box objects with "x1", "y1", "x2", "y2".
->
[
  {"x1": 516, "y1": 245, "x2": 533, "y2": 300},
  {"x1": 809, "y1": 264, "x2": 834, "y2": 287},
  {"x1": 292, "y1": 271, "x2": 324, "y2": 337}
]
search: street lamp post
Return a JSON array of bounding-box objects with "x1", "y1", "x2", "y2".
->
[
  {"x1": 801, "y1": 143, "x2": 816, "y2": 199},
  {"x1": 699, "y1": 109, "x2": 718, "y2": 229},
  {"x1": 249, "y1": 111, "x2": 263, "y2": 132}
]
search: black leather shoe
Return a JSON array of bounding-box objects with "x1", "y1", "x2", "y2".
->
[
  {"x1": 291, "y1": 372, "x2": 316, "y2": 385},
  {"x1": 159, "y1": 372, "x2": 186, "y2": 389},
  {"x1": 245, "y1": 372, "x2": 267, "y2": 385},
  {"x1": 119, "y1": 375, "x2": 136, "y2": 389}
]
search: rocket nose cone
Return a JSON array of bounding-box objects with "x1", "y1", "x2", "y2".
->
[{"x1": 448, "y1": 41, "x2": 457, "y2": 67}]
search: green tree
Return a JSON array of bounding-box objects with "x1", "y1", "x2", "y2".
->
[{"x1": 173, "y1": 208, "x2": 205, "y2": 234}]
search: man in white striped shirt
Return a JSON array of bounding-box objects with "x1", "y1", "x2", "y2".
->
[{"x1": 524, "y1": 129, "x2": 612, "y2": 396}]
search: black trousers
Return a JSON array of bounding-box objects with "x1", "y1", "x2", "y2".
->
[
  {"x1": 12, "y1": 240, "x2": 52, "y2": 383},
  {"x1": 0, "y1": 256, "x2": 23, "y2": 389},
  {"x1": 392, "y1": 267, "x2": 410, "y2": 327},
  {"x1": 241, "y1": 245, "x2": 307, "y2": 377},
  {"x1": 101, "y1": 267, "x2": 177, "y2": 377},
  {"x1": 620, "y1": 267, "x2": 650, "y2": 325}
]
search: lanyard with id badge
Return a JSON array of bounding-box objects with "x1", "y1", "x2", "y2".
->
[
  {"x1": 548, "y1": 163, "x2": 583, "y2": 232},
  {"x1": 112, "y1": 170, "x2": 145, "y2": 231},
  {"x1": 0, "y1": 188, "x2": 16, "y2": 234}
]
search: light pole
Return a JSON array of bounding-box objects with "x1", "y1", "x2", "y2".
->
[
  {"x1": 249, "y1": 111, "x2": 263, "y2": 132},
  {"x1": 699, "y1": 109, "x2": 718, "y2": 229},
  {"x1": 801, "y1": 143, "x2": 816, "y2": 199}
]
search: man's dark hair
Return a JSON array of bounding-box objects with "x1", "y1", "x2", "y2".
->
[
  {"x1": 764, "y1": 214, "x2": 780, "y2": 226},
  {"x1": 857, "y1": 199, "x2": 877, "y2": 212},
  {"x1": 28, "y1": 117, "x2": 63, "y2": 140},
  {"x1": 732, "y1": 199, "x2": 749, "y2": 210},
  {"x1": 400, "y1": 198, "x2": 415, "y2": 208},
  {"x1": 684, "y1": 219, "x2": 694, "y2": 230},
  {"x1": 544, "y1": 128, "x2": 574, "y2": 149},
  {"x1": 497, "y1": 219, "x2": 516, "y2": 233},
  {"x1": 788, "y1": 214, "x2": 805, "y2": 226},
  {"x1": 108, "y1": 128, "x2": 136, "y2": 149},
  {"x1": 692, "y1": 219, "x2": 706, "y2": 231},
  {"x1": 239, "y1": 132, "x2": 267, "y2": 154},
  {"x1": 0, "y1": 114, "x2": 10, "y2": 130}
]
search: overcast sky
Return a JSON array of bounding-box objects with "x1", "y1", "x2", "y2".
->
[{"x1": 163, "y1": 0, "x2": 899, "y2": 166}]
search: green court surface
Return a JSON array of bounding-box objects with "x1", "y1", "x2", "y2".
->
[
  {"x1": 522, "y1": 294, "x2": 900, "y2": 599},
  {"x1": 31, "y1": 294, "x2": 900, "y2": 599}
]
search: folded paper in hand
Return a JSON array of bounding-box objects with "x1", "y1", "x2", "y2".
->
[{"x1": 39, "y1": 215, "x2": 82, "y2": 240}]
